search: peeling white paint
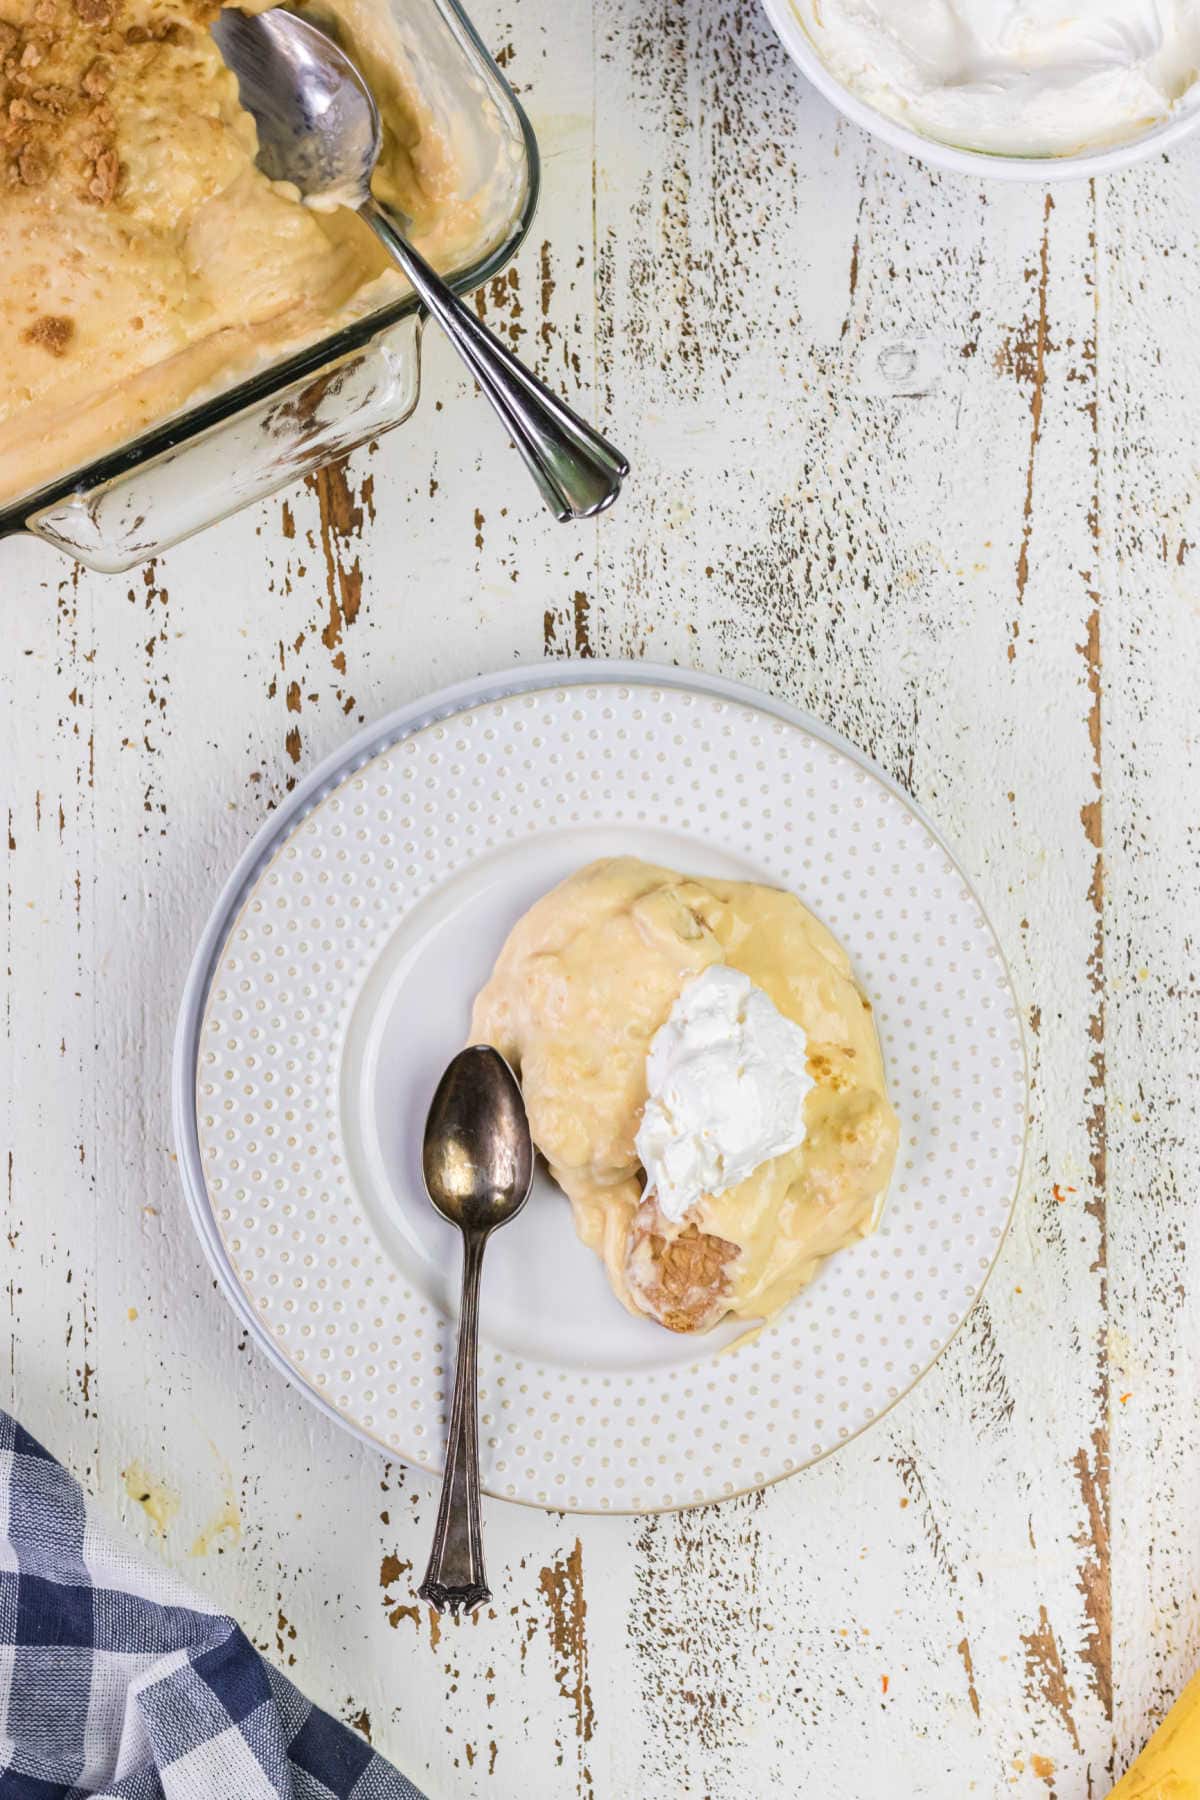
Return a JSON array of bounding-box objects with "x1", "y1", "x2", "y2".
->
[{"x1": 2, "y1": 0, "x2": 1199, "y2": 1794}]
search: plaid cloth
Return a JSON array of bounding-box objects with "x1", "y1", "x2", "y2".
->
[{"x1": 0, "y1": 1412, "x2": 426, "y2": 1800}]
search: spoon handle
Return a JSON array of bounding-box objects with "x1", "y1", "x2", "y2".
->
[
  {"x1": 361, "y1": 199, "x2": 628, "y2": 522},
  {"x1": 418, "y1": 1229, "x2": 490, "y2": 1617}
]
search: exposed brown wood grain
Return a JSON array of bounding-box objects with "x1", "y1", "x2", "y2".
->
[
  {"x1": 957, "y1": 1622, "x2": 981, "y2": 1719},
  {"x1": 307, "y1": 459, "x2": 367, "y2": 668},
  {"x1": 1010, "y1": 193, "x2": 1054, "y2": 658},
  {"x1": 1023, "y1": 1605, "x2": 1083, "y2": 1755},
  {"x1": 537, "y1": 1540, "x2": 595, "y2": 1796},
  {"x1": 1078, "y1": 214, "x2": 1112, "y2": 1732}
]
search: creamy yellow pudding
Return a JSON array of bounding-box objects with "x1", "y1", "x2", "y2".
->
[
  {"x1": 0, "y1": 0, "x2": 470, "y2": 506},
  {"x1": 471, "y1": 857, "x2": 900, "y2": 1334}
]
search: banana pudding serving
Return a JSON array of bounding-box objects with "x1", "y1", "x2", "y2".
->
[
  {"x1": 471, "y1": 857, "x2": 900, "y2": 1334},
  {"x1": 0, "y1": 0, "x2": 473, "y2": 507}
]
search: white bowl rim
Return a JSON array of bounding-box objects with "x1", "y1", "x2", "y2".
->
[
  {"x1": 172, "y1": 657, "x2": 1030, "y2": 1513},
  {"x1": 760, "y1": 0, "x2": 1200, "y2": 182}
]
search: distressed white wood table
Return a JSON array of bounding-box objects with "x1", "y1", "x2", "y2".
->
[{"x1": 3, "y1": 1, "x2": 1199, "y2": 1794}]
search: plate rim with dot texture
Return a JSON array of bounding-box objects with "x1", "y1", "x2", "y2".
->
[{"x1": 173, "y1": 659, "x2": 1029, "y2": 1514}]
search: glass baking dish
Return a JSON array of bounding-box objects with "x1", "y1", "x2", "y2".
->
[{"x1": 0, "y1": 0, "x2": 537, "y2": 575}]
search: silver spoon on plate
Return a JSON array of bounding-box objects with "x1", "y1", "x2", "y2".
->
[
  {"x1": 213, "y1": 6, "x2": 628, "y2": 521},
  {"x1": 416, "y1": 1046, "x2": 533, "y2": 1616}
]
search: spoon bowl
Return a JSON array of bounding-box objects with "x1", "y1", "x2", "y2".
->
[
  {"x1": 423, "y1": 1045, "x2": 534, "y2": 1235},
  {"x1": 212, "y1": 7, "x2": 379, "y2": 207}
]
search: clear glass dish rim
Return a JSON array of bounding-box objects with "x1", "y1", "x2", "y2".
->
[{"x1": 0, "y1": 0, "x2": 540, "y2": 540}]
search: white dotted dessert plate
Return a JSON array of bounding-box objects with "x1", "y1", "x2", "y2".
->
[{"x1": 174, "y1": 662, "x2": 1027, "y2": 1513}]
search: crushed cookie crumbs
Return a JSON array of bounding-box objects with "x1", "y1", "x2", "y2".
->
[
  {"x1": 16, "y1": 144, "x2": 49, "y2": 183},
  {"x1": 80, "y1": 57, "x2": 110, "y2": 94},
  {"x1": 84, "y1": 142, "x2": 120, "y2": 201},
  {"x1": 23, "y1": 312, "x2": 75, "y2": 352}
]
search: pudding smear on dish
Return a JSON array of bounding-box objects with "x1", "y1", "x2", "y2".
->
[{"x1": 471, "y1": 857, "x2": 899, "y2": 1333}]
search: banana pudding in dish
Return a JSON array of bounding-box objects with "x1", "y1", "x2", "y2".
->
[
  {"x1": 470, "y1": 857, "x2": 900, "y2": 1334},
  {"x1": 0, "y1": 0, "x2": 475, "y2": 507}
]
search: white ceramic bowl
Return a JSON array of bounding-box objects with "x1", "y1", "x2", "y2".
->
[
  {"x1": 175, "y1": 661, "x2": 1028, "y2": 1513},
  {"x1": 761, "y1": 0, "x2": 1200, "y2": 182}
]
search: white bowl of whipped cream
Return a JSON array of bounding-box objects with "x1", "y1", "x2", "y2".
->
[{"x1": 762, "y1": 0, "x2": 1200, "y2": 180}]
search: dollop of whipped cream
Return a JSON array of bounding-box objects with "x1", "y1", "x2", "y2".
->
[
  {"x1": 635, "y1": 966, "x2": 815, "y2": 1225},
  {"x1": 795, "y1": 1, "x2": 1200, "y2": 157}
]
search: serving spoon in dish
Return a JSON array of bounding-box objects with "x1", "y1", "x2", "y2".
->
[
  {"x1": 416, "y1": 1046, "x2": 534, "y2": 1616},
  {"x1": 213, "y1": 6, "x2": 628, "y2": 521}
]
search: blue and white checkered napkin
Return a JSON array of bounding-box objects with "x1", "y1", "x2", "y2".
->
[{"x1": 0, "y1": 1411, "x2": 426, "y2": 1799}]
